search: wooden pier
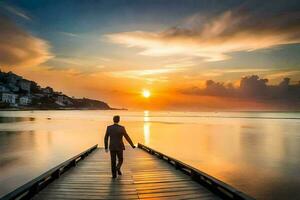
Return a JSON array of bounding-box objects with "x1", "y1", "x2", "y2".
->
[{"x1": 2, "y1": 144, "x2": 254, "y2": 200}]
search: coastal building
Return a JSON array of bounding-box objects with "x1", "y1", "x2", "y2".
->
[
  {"x1": 19, "y1": 80, "x2": 31, "y2": 92},
  {"x1": 56, "y1": 95, "x2": 73, "y2": 106},
  {"x1": 33, "y1": 93, "x2": 46, "y2": 99},
  {"x1": 57, "y1": 95, "x2": 67, "y2": 106},
  {"x1": 1, "y1": 93, "x2": 18, "y2": 105},
  {"x1": 19, "y1": 96, "x2": 31, "y2": 105},
  {"x1": 42, "y1": 87, "x2": 53, "y2": 94},
  {"x1": 42, "y1": 87, "x2": 54, "y2": 97},
  {"x1": 8, "y1": 83, "x2": 19, "y2": 92},
  {"x1": 7, "y1": 72, "x2": 22, "y2": 85},
  {"x1": 0, "y1": 85, "x2": 9, "y2": 92}
]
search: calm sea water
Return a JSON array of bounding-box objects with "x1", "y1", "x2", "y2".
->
[{"x1": 0, "y1": 110, "x2": 300, "y2": 199}]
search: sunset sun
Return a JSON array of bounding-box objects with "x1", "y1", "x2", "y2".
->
[{"x1": 142, "y1": 89, "x2": 151, "y2": 98}]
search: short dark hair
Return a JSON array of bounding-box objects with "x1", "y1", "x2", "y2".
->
[{"x1": 113, "y1": 115, "x2": 120, "y2": 123}]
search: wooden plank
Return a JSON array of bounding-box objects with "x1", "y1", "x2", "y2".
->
[
  {"x1": 138, "y1": 190, "x2": 214, "y2": 198},
  {"x1": 138, "y1": 144, "x2": 254, "y2": 200},
  {"x1": 33, "y1": 148, "x2": 221, "y2": 200},
  {"x1": 2, "y1": 145, "x2": 98, "y2": 200}
]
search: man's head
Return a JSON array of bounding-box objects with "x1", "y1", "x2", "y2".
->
[{"x1": 113, "y1": 115, "x2": 120, "y2": 124}]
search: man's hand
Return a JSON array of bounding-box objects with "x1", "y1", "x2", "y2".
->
[{"x1": 105, "y1": 148, "x2": 109, "y2": 153}]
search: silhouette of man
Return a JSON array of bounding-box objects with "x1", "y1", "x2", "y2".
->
[{"x1": 104, "y1": 115, "x2": 135, "y2": 178}]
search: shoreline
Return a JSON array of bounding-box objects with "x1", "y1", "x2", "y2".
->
[{"x1": 0, "y1": 108, "x2": 127, "y2": 111}]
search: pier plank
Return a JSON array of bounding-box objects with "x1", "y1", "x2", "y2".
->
[{"x1": 33, "y1": 148, "x2": 220, "y2": 200}]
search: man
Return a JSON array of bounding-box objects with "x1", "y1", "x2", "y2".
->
[{"x1": 104, "y1": 115, "x2": 135, "y2": 178}]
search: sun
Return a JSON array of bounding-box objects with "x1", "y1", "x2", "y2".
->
[{"x1": 142, "y1": 89, "x2": 151, "y2": 98}]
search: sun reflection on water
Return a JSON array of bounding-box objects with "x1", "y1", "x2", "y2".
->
[{"x1": 143, "y1": 110, "x2": 150, "y2": 145}]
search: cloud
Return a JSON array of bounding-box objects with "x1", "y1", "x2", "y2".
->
[
  {"x1": 3, "y1": 5, "x2": 31, "y2": 20},
  {"x1": 106, "y1": 8, "x2": 300, "y2": 62},
  {"x1": 0, "y1": 16, "x2": 52, "y2": 67},
  {"x1": 266, "y1": 70, "x2": 300, "y2": 80},
  {"x1": 180, "y1": 75, "x2": 300, "y2": 108},
  {"x1": 199, "y1": 68, "x2": 271, "y2": 77},
  {"x1": 109, "y1": 67, "x2": 183, "y2": 83},
  {"x1": 59, "y1": 32, "x2": 80, "y2": 38},
  {"x1": 46, "y1": 56, "x2": 110, "y2": 75}
]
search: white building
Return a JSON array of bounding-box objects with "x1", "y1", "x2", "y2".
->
[
  {"x1": 19, "y1": 80, "x2": 31, "y2": 92},
  {"x1": 57, "y1": 95, "x2": 67, "y2": 106},
  {"x1": 19, "y1": 96, "x2": 31, "y2": 105},
  {"x1": 56, "y1": 95, "x2": 73, "y2": 106},
  {"x1": 1, "y1": 93, "x2": 18, "y2": 104}
]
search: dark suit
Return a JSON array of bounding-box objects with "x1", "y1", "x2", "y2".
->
[{"x1": 104, "y1": 124, "x2": 134, "y2": 176}]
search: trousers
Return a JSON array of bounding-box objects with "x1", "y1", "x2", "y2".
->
[{"x1": 110, "y1": 150, "x2": 123, "y2": 176}]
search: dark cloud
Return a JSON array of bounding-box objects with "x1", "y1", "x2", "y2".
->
[
  {"x1": 0, "y1": 15, "x2": 52, "y2": 67},
  {"x1": 180, "y1": 75, "x2": 300, "y2": 109}
]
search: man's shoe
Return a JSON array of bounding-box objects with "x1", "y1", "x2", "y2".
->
[
  {"x1": 112, "y1": 175, "x2": 117, "y2": 179},
  {"x1": 117, "y1": 169, "x2": 122, "y2": 175}
]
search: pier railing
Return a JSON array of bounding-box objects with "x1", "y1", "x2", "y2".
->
[
  {"x1": 138, "y1": 143, "x2": 254, "y2": 200},
  {"x1": 1, "y1": 144, "x2": 98, "y2": 200}
]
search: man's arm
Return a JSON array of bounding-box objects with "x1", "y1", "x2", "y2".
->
[
  {"x1": 123, "y1": 127, "x2": 135, "y2": 148},
  {"x1": 104, "y1": 127, "x2": 109, "y2": 151}
]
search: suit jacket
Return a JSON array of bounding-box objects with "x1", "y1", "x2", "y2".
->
[{"x1": 104, "y1": 124, "x2": 134, "y2": 151}]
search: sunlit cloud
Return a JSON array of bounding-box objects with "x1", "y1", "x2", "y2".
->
[
  {"x1": 109, "y1": 67, "x2": 184, "y2": 83},
  {"x1": 202, "y1": 72, "x2": 223, "y2": 77},
  {"x1": 266, "y1": 70, "x2": 300, "y2": 80},
  {"x1": 0, "y1": 16, "x2": 52, "y2": 67},
  {"x1": 161, "y1": 58, "x2": 196, "y2": 69},
  {"x1": 201, "y1": 68, "x2": 271, "y2": 77},
  {"x1": 106, "y1": 9, "x2": 300, "y2": 62},
  {"x1": 46, "y1": 56, "x2": 108, "y2": 74}
]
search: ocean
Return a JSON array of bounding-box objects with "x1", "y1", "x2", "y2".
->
[{"x1": 0, "y1": 110, "x2": 300, "y2": 199}]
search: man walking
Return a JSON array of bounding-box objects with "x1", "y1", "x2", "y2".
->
[{"x1": 104, "y1": 115, "x2": 135, "y2": 178}]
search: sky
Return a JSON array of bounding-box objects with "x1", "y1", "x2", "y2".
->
[{"x1": 0, "y1": 0, "x2": 300, "y2": 110}]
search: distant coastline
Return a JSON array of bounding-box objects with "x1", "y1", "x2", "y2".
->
[
  {"x1": 0, "y1": 70, "x2": 124, "y2": 110},
  {"x1": 0, "y1": 107, "x2": 127, "y2": 111}
]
